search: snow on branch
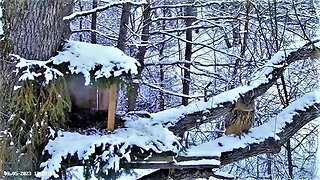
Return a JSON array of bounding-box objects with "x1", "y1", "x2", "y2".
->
[
  {"x1": 166, "y1": 38, "x2": 320, "y2": 134},
  {"x1": 71, "y1": 29, "x2": 119, "y2": 41},
  {"x1": 185, "y1": 90, "x2": 320, "y2": 162},
  {"x1": 121, "y1": 91, "x2": 320, "y2": 169},
  {"x1": 63, "y1": 0, "x2": 147, "y2": 21},
  {"x1": 14, "y1": 41, "x2": 140, "y2": 86},
  {"x1": 150, "y1": 1, "x2": 226, "y2": 10},
  {"x1": 151, "y1": 86, "x2": 254, "y2": 126},
  {"x1": 251, "y1": 39, "x2": 320, "y2": 88},
  {"x1": 37, "y1": 117, "x2": 180, "y2": 179},
  {"x1": 13, "y1": 55, "x2": 63, "y2": 85}
]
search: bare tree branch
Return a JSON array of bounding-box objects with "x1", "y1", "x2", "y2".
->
[{"x1": 64, "y1": 0, "x2": 146, "y2": 20}]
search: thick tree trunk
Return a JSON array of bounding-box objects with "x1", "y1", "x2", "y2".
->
[
  {"x1": 4, "y1": 0, "x2": 72, "y2": 60},
  {"x1": 0, "y1": 0, "x2": 73, "y2": 173},
  {"x1": 0, "y1": 0, "x2": 73, "y2": 126}
]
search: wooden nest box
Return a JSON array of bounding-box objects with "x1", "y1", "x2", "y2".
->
[{"x1": 54, "y1": 41, "x2": 140, "y2": 132}]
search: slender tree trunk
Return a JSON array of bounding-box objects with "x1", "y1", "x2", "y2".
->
[
  {"x1": 182, "y1": 3, "x2": 194, "y2": 106},
  {"x1": 287, "y1": 138, "x2": 293, "y2": 178},
  {"x1": 117, "y1": 3, "x2": 130, "y2": 51},
  {"x1": 267, "y1": 154, "x2": 272, "y2": 179},
  {"x1": 128, "y1": 2, "x2": 151, "y2": 111},
  {"x1": 91, "y1": 0, "x2": 97, "y2": 44},
  {"x1": 232, "y1": 0, "x2": 250, "y2": 87},
  {"x1": 158, "y1": 7, "x2": 166, "y2": 111},
  {"x1": 79, "y1": 1, "x2": 84, "y2": 42}
]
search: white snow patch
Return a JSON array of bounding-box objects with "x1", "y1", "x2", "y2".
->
[
  {"x1": 13, "y1": 55, "x2": 63, "y2": 84},
  {"x1": 63, "y1": 166, "x2": 156, "y2": 180},
  {"x1": 251, "y1": 38, "x2": 319, "y2": 87},
  {"x1": 214, "y1": 170, "x2": 234, "y2": 178},
  {"x1": 176, "y1": 159, "x2": 220, "y2": 166}
]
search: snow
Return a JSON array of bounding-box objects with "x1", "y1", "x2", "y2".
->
[
  {"x1": 52, "y1": 41, "x2": 140, "y2": 86},
  {"x1": 214, "y1": 170, "x2": 234, "y2": 178},
  {"x1": 64, "y1": 0, "x2": 147, "y2": 20},
  {"x1": 251, "y1": 38, "x2": 319, "y2": 87},
  {"x1": 151, "y1": 86, "x2": 254, "y2": 125},
  {"x1": 186, "y1": 90, "x2": 320, "y2": 157},
  {"x1": 38, "y1": 117, "x2": 180, "y2": 179},
  {"x1": 176, "y1": 159, "x2": 220, "y2": 166},
  {"x1": 13, "y1": 55, "x2": 64, "y2": 84},
  {"x1": 14, "y1": 41, "x2": 140, "y2": 86},
  {"x1": 63, "y1": 167, "x2": 156, "y2": 180}
]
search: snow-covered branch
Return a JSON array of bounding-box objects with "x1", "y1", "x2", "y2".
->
[
  {"x1": 218, "y1": 93, "x2": 320, "y2": 166},
  {"x1": 124, "y1": 90, "x2": 320, "y2": 168},
  {"x1": 169, "y1": 39, "x2": 320, "y2": 135},
  {"x1": 64, "y1": 0, "x2": 147, "y2": 21},
  {"x1": 71, "y1": 29, "x2": 119, "y2": 41}
]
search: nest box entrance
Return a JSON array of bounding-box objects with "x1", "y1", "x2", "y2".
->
[{"x1": 67, "y1": 75, "x2": 118, "y2": 131}]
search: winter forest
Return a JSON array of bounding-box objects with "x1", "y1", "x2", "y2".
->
[{"x1": 0, "y1": 0, "x2": 320, "y2": 179}]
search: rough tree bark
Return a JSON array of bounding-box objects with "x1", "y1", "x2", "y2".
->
[
  {"x1": 0, "y1": 0, "x2": 73, "y2": 173},
  {"x1": 4, "y1": 0, "x2": 72, "y2": 60},
  {"x1": 159, "y1": 8, "x2": 166, "y2": 111}
]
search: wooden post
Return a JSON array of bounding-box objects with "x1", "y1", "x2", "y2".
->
[{"x1": 107, "y1": 83, "x2": 118, "y2": 131}]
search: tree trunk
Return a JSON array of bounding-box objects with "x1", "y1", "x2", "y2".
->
[
  {"x1": 4, "y1": 0, "x2": 72, "y2": 60},
  {"x1": 159, "y1": 8, "x2": 166, "y2": 111},
  {"x1": 182, "y1": 3, "x2": 194, "y2": 106},
  {"x1": 128, "y1": 2, "x2": 151, "y2": 111},
  {"x1": 0, "y1": 0, "x2": 73, "y2": 172},
  {"x1": 267, "y1": 154, "x2": 272, "y2": 179},
  {"x1": 91, "y1": 0, "x2": 97, "y2": 44}
]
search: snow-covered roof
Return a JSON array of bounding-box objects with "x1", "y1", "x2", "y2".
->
[
  {"x1": 15, "y1": 41, "x2": 140, "y2": 86},
  {"x1": 52, "y1": 41, "x2": 140, "y2": 85}
]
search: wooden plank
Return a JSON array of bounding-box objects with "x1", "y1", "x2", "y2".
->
[
  {"x1": 122, "y1": 155, "x2": 220, "y2": 169},
  {"x1": 107, "y1": 83, "x2": 118, "y2": 131},
  {"x1": 123, "y1": 162, "x2": 220, "y2": 169}
]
